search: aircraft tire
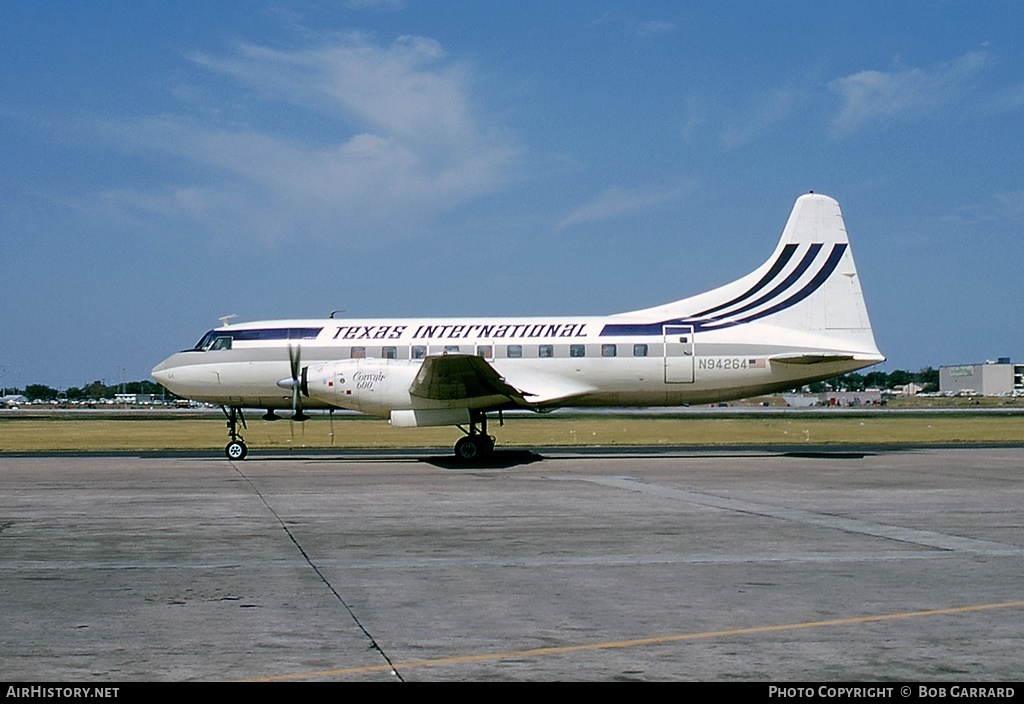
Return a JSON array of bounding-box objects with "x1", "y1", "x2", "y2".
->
[
  {"x1": 226, "y1": 440, "x2": 248, "y2": 461},
  {"x1": 454, "y1": 435, "x2": 489, "y2": 462}
]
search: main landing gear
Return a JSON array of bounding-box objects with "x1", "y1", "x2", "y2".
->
[
  {"x1": 454, "y1": 411, "x2": 496, "y2": 461},
  {"x1": 222, "y1": 406, "x2": 248, "y2": 461}
]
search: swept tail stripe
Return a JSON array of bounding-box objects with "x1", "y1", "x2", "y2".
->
[
  {"x1": 693, "y1": 244, "x2": 798, "y2": 317},
  {"x1": 731, "y1": 243, "x2": 847, "y2": 325},
  {"x1": 709, "y1": 243, "x2": 822, "y2": 320},
  {"x1": 599, "y1": 243, "x2": 848, "y2": 337},
  {"x1": 698, "y1": 243, "x2": 848, "y2": 331}
]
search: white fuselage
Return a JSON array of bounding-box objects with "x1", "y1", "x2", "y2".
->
[{"x1": 151, "y1": 313, "x2": 881, "y2": 417}]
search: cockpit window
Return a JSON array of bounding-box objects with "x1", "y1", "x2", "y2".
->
[
  {"x1": 191, "y1": 327, "x2": 323, "y2": 351},
  {"x1": 193, "y1": 331, "x2": 217, "y2": 350}
]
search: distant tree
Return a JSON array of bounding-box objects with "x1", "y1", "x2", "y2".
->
[
  {"x1": 784, "y1": 366, "x2": 943, "y2": 394},
  {"x1": 914, "y1": 367, "x2": 939, "y2": 392},
  {"x1": 863, "y1": 371, "x2": 888, "y2": 389},
  {"x1": 82, "y1": 380, "x2": 114, "y2": 399},
  {"x1": 24, "y1": 384, "x2": 59, "y2": 401},
  {"x1": 841, "y1": 372, "x2": 866, "y2": 391},
  {"x1": 887, "y1": 370, "x2": 912, "y2": 388},
  {"x1": 124, "y1": 380, "x2": 166, "y2": 396}
]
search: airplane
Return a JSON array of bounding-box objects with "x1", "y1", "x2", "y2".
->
[{"x1": 151, "y1": 192, "x2": 884, "y2": 461}]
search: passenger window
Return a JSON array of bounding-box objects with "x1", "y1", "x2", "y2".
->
[
  {"x1": 507, "y1": 345, "x2": 523, "y2": 358},
  {"x1": 411, "y1": 346, "x2": 426, "y2": 359},
  {"x1": 633, "y1": 344, "x2": 648, "y2": 357},
  {"x1": 351, "y1": 347, "x2": 366, "y2": 359},
  {"x1": 382, "y1": 346, "x2": 397, "y2": 359},
  {"x1": 477, "y1": 345, "x2": 493, "y2": 359},
  {"x1": 539, "y1": 345, "x2": 554, "y2": 358},
  {"x1": 443, "y1": 345, "x2": 460, "y2": 355},
  {"x1": 602, "y1": 344, "x2": 617, "y2": 357},
  {"x1": 570, "y1": 344, "x2": 585, "y2": 358}
]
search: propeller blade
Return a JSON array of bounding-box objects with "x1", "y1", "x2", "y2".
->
[{"x1": 288, "y1": 344, "x2": 310, "y2": 422}]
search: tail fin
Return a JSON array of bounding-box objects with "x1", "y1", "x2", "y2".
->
[{"x1": 607, "y1": 193, "x2": 883, "y2": 359}]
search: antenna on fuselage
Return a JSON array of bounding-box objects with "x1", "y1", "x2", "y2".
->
[
  {"x1": 218, "y1": 314, "x2": 238, "y2": 327},
  {"x1": 328, "y1": 310, "x2": 345, "y2": 318}
]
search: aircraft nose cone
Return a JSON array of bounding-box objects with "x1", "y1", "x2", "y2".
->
[{"x1": 151, "y1": 361, "x2": 169, "y2": 383}]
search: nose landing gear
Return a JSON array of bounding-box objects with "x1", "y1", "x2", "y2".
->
[{"x1": 222, "y1": 406, "x2": 248, "y2": 460}]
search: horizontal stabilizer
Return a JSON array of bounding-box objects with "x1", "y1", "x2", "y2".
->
[{"x1": 770, "y1": 353, "x2": 856, "y2": 365}]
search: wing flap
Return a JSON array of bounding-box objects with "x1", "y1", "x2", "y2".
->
[{"x1": 499, "y1": 368, "x2": 597, "y2": 406}]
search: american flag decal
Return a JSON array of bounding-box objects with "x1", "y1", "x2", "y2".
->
[{"x1": 749, "y1": 358, "x2": 766, "y2": 368}]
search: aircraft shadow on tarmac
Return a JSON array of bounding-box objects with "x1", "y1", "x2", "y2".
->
[
  {"x1": 414, "y1": 448, "x2": 874, "y2": 468},
  {"x1": 420, "y1": 450, "x2": 546, "y2": 470},
  {"x1": 780, "y1": 450, "x2": 873, "y2": 459}
]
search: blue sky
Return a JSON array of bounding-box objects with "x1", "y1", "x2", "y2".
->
[{"x1": 1, "y1": 1, "x2": 1022, "y2": 390}]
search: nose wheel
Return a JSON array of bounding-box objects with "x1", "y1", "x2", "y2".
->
[
  {"x1": 226, "y1": 439, "x2": 248, "y2": 461},
  {"x1": 222, "y1": 406, "x2": 248, "y2": 461}
]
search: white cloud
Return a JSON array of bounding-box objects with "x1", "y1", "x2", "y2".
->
[
  {"x1": 193, "y1": 35, "x2": 474, "y2": 146},
  {"x1": 343, "y1": 0, "x2": 405, "y2": 9},
  {"x1": 632, "y1": 20, "x2": 676, "y2": 37},
  {"x1": 557, "y1": 181, "x2": 697, "y2": 230},
  {"x1": 829, "y1": 51, "x2": 989, "y2": 134},
  {"x1": 993, "y1": 190, "x2": 1024, "y2": 218},
  {"x1": 720, "y1": 87, "x2": 803, "y2": 149},
  {"x1": 99, "y1": 34, "x2": 520, "y2": 245}
]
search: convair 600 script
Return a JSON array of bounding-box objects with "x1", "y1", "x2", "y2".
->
[{"x1": 152, "y1": 193, "x2": 884, "y2": 460}]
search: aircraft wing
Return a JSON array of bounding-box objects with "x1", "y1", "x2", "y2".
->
[
  {"x1": 409, "y1": 354, "x2": 521, "y2": 401},
  {"x1": 409, "y1": 354, "x2": 595, "y2": 407}
]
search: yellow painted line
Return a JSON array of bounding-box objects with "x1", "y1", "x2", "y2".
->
[{"x1": 243, "y1": 599, "x2": 1024, "y2": 681}]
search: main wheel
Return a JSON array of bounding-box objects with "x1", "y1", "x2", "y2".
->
[
  {"x1": 226, "y1": 440, "x2": 248, "y2": 461},
  {"x1": 454, "y1": 436, "x2": 484, "y2": 461}
]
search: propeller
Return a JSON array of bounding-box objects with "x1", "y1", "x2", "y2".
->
[{"x1": 276, "y1": 345, "x2": 310, "y2": 422}]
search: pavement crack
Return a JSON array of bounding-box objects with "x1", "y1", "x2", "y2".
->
[{"x1": 229, "y1": 463, "x2": 404, "y2": 681}]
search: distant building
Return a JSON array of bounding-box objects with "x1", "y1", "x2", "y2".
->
[
  {"x1": 939, "y1": 359, "x2": 1024, "y2": 396},
  {"x1": 783, "y1": 394, "x2": 819, "y2": 407},
  {"x1": 2, "y1": 394, "x2": 28, "y2": 407},
  {"x1": 818, "y1": 389, "x2": 883, "y2": 406},
  {"x1": 783, "y1": 390, "x2": 883, "y2": 407},
  {"x1": 892, "y1": 383, "x2": 925, "y2": 397}
]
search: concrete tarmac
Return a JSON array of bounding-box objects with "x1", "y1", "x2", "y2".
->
[{"x1": 1, "y1": 447, "x2": 1022, "y2": 682}]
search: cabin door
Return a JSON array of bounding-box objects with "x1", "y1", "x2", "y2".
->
[{"x1": 663, "y1": 325, "x2": 694, "y2": 383}]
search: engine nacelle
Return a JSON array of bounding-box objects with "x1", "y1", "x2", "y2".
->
[{"x1": 303, "y1": 358, "x2": 420, "y2": 417}]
